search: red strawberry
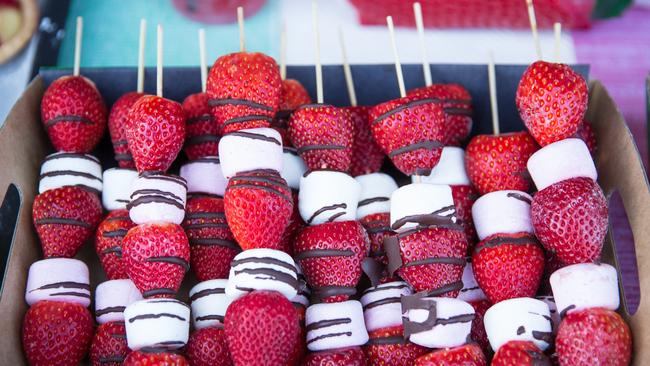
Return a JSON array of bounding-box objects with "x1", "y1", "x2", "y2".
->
[
  {"x1": 108, "y1": 91, "x2": 143, "y2": 168},
  {"x1": 407, "y1": 83, "x2": 474, "y2": 146},
  {"x1": 575, "y1": 119, "x2": 597, "y2": 154},
  {"x1": 472, "y1": 233, "x2": 545, "y2": 303},
  {"x1": 123, "y1": 351, "x2": 189, "y2": 366},
  {"x1": 22, "y1": 300, "x2": 94, "y2": 366},
  {"x1": 465, "y1": 132, "x2": 539, "y2": 194},
  {"x1": 360, "y1": 212, "x2": 392, "y2": 266},
  {"x1": 182, "y1": 92, "x2": 220, "y2": 160},
  {"x1": 90, "y1": 322, "x2": 129, "y2": 366},
  {"x1": 41, "y1": 75, "x2": 107, "y2": 153},
  {"x1": 370, "y1": 96, "x2": 446, "y2": 176},
  {"x1": 346, "y1": 105, "x2": 385, "y2": 176},
  {"x1": 224, "y1": 169, "x2": 293, "y2": 250},
  {"x1": 288, "y1": 104, "x2": 354, "y2": 171},
  {"x1": 274, "y1": 79, "x2": 312, "y2": 141},
  {"x1": 186, "y1": 327, "x2": 232, "y2": 366},
  {"x1": 363, "y1": 326, "x2": 428, "y2": 365},
  {"x1": 122, "y1": 222, "x2": 190, "y2": 298},
  {"x1": 414, "y1": 343, "x2": 487, "y2": 366},
  {"x1": 224, "y1": 291, "x2": 300, "y2": 366},
  {"x1": 207, "y1": 52, "x2": 282, "y2": 134},
  {"x1": 304, "y1": 347, "x2": 367, "y2": 366},
  {"x1": 294, "y1": 220, "x2": 369, "y2": 302},
  {"x1": 469, "y1": 299, "x2": 492, "y2": 357},
  {"x1": 95, "y1": 210, "x2": 136, "y2": 279},
  {"x1": 183, "y1": 196, "x2": 240, "y2": 281},
  {"x1": 516, "y1": 61, "x2": 588, "y2": 146},
  {"x1": 492, "y1": 340, "x2": 550, "y2": 366},
  {"x1": 287, "y1": 304, "x2": 307, "y2": 366},
  {"x1": 389, "y1": 227, "x2": 467, "y2": 297},
  {"x1": 33, "y1": 186, "x2": 102, "y2": 258},
  {"x1": 556, "y1": 308, "x2": 631, "y2": 366},
  {"x1": 531, "y1": 177, "x2": 608, "y2": 264},
  {"x1": 451, "y1": 184, "x2": 479, "y2": 252},
  {"x1": 125, "y1": 95, "x2": 186, "y2": 173},
  {"x1": 277, "y1": 191, "x2": 305, "y2": 257}
]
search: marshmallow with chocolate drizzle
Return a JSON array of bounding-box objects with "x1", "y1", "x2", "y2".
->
[
  {"x1": 102, "y1": 168, "x2": 137, "y2": 210},
  {"x1": 355, "y1": 173, "x2": 398, "y2": 220},
  {"x1": 180, "y1": 156, "x2": 227, "y2": 197},
  {"x1": 124, "y1": 298, "x2": 190, "y2": 352},
  {"x1": 305, "y1": 300, "x2": 369, "y2": 351},
  {"x1": 457, "y1": 258, "x2": 487, "y2": 302},
  {"x1": 39, "y1": 152, "x2": 103, "y2": 195},
  {"x1": 25, "y1": 258, "x2": 91, "y2": 308},
  {"x1": 95, "y1": 279, "x2": 143, "y2": 324},
  {"x1": 298, "y1": 170, "x2": 361, "y2": 226},
  {"x1": 472, "y1": 190, "x2": 533, "y2": 241},
  {"x1": 483, "y1": 297, "x2": 552, "y2": 352},
  {"x1": 189, "y1": 279, "x2": 233, "y2": 329},
  {"x1": 127, "y1": 172, "x2": 187, "y2": 225},
  {"x1": 550, "y1": 262, "x2": 619, "y2": 317},
  {"x1": 360, "y1": 281, "x2": 412, "y2": 332},
  {"x1": 218, "y1": 127, "x2": 284, "y2": 179},
  {"x1": 401, "y1": 296, "x2": 475, "y2": 348}
]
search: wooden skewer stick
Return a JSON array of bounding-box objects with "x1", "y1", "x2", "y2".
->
[
  {"x1": 156, "y1": 24, "x2": 163, "y2": 98},
  {"x1": 553, "y1": 22, "x2": 562, "y2": 63},
  {"x1": 386, "y1": 16, "x2": 406, "y2": 98},
  {"x1": 338, "y1": 27, "x2": 357, "y2": 107},
  {"x1": 312, "y1": 0, "x2": 324, "y2": 104},
  {"x1": 488, "y1": 50, "x2": 500, "y2": 136},
  {"x1": 280, "y1": 22, "x2": 287, "y2": 80},
  {"x1": 198, "y1": 28, "x2": 207, "y2": 93},
  {"x1": 73, "y1": 16, "x2": 83, "y2": 76},
  {"x1": 413, "y1": 2, "x2": 432, "y2": 87},
  {"x1": 137, "y1": 19, "x2": 146, "y2": 93},
  {"x1": 525, "y1": 0, "x2": 542, "y2": 61},
  {"x1": 238, "y1": 6, "x2": 246, "y2": 52}
]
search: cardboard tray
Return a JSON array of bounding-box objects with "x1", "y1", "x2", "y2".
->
[{"x1": 0, "y1": 65, "x2": 647, "y2": 364}]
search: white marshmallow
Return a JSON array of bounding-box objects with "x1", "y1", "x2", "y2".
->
[
  {"x1": 25, "y1": 258, "x2": 90, "y2": 307},
  {"x1": 390, "y1": 183, "x2": 456, "y2": 233},
  {"x1": 537, "y1": 296, "x2": 561, "y2": 333},
  {"x1": 226, "y1": 248, "x2": 298, "y2": 301},
  {"x1": 281, "y1": 148, "x2": 307, "y2": 190},
  {"x1": 102, "y1": 168, "x2": 138, "y2": 210},
  {"x1": 527, "y1": 138, "x2": 597, "y2": 191},
  {"x1": 124, "y1": 299, "x2": 190, "y2": 351},
  {"x1": 95, "y1": 279, "x2": 143, "y2": 324},
  {"x1": 472, "y1": 190, "x2": 533, "y2": 240},
  {"x1": 484, "y1": 297, "x2": 552, "y2": 351},
  {"x1": 128, "y1": 173, "x2": 187, "y2": 225},
  {"x1": 550, "y1": 263, "x2": 619, "y2": 316},
  {"x1": 299, "y1": 171, "x2": 361, "y2": 225},
  {"x1": 403, "y1": 297, "x2": 474, "y2": 348},
  {"x1": 219, "y1": 127, "x2": 283, "y2": 179},
  {"x1": 355, "y1": 173, "x2": 398, "y2": 219},
  {"x1": 39, "y1": 152, "x2": 102, "y2": 194},
  {"x1": 415, "y1": 147, "x2": 470, "y2": 186},
  {"x1": 180, "y1": 157, "x2": 227, "y2": 197},
  {"x1": 457, "y1": 258, "x2": 487, "y2": 302},
  {"x1": 189, "y1": 279, "x2": 234, "y2": 329},
  {"x1": 360, "y1": 281, "x2": 412, "y2": 332},
  {"x1": 305, "y1": 300, "x2": 369, "y2": 351}
]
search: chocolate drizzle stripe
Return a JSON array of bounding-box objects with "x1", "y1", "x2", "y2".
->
[
  {"x1": 532, "y1": 330, "x2": 553, "y2": 344},
  {"x1": 131, "y1": 189, "x2": 185, "y2": 203},
  {"x1": 50, "y1": 291, "x2": 91, "y2": 298},
  {"x1": 147, "y1": 299, "x2": 189, "y2": 308},
  {"x1": 115, "y1": 199, "x2": 130, "y2": 203},
  {"x1": 128, "y1": 313, "x2": 186, "y2": 323},
  {"x1": 327, "y1": 211, "x2": 347, "y2": 222},
  {"x1": 391, "y1": 205, "x2": 458, "y2": 231},
  {"x1": 362, "y1": 283, "x2": 410, "y2": 295},
  {"x1": 113, "y1": 140, "x2": 128, "y2": 146},
  {"x1": 190, "y1": 238, "x2": 240, "y2": 251},
  {"x1": 372, "y1": 98, "x2": 443, "y2": 124},
  {"x1": 226, "y1": 184, "x2": 292, "y2": 203},
  {"x1": 363, "y1": 296, "x2": 402, "y2": 310},
  {"x1": 295, "y1": 249, "x2": 354, "y2": 261},
  {"x1": 98, "y1": 356, "x2": 125, "y2": 363},
  {"x1": 358, "y1": 196, "x2": 390, "y2": 207},
  {"x1": 306, "y1": 317, "x2": 351, "y2": 332},
  {"x1": 35, "y1": 218, "x2": 91, "y2": 228},
  {"x1": 233, "y1": 268, "x2": 299, "y2": 290},
  {"x1": 114, "y1": 153, "x2": 133, "y2": 161},
  {"x1": 185, "y1": 134, "x2": 221, "y2": 145},
  {"x1": 127, "y1": 195, "x2": 185, "y2": 210},
  {"x1": 44, "y1": 152, "x2": 100, "y2": 163},
  {"x1": 101, "y1": 246, "x2": 122, "y2": 256},
  {"x1": 402, "y1": 256, "x2": 466, "y2": 267},
  {"x1": 186, "y1": 115, "x2": 214, "y2": 124},
  {"x1": 190, "y1": 157, "x2": 221, "y2": 164},
  {"x1": 30, "y1": 281, "x2": 90, "y2": 291},
  {"x1": 517, "y1": 326, "x2": 526, "y2": 335},
  {"x1": 313, "y1": 286, "x2": 356, "y2": 299},
  {"x1": 105, "y1": 215, "x2": 130, "y2": 222},
  {"x1": 39, "y1": 170, "x2": 102, "y2": 181},
  {"x1": 388, "y1": 140, "x2": 443, "y2": 158},
  {"x1": 506, "y1": 192, "x2": 532, "y2": 204},
  {"x1": 444, "y1": 107, "x2": 473, "y2": 116},
  {"x1": 208, "y1": 98, "x2": 273, "y2": 111},
  {"x1": 222, "y1": 115, "x2": 273, "y2": 127},
  {"x1": 185, "y1": 212, "x2": 226, "y2": 220},
  {"x1": 145, "y1": 256, "x2": 190, "y2": 272},
  {"x1": 44, "y1": 115, "x2": 93, "y2": 127},
  {"x1": 473, "y1": 234, "x2": 540, "y2": 254},
  {"x1": 307, "y1": 332, "x2": 352, "y2": 344},
  {"x1": 96, "y1": 306, "x2": 126, "y2": 316},
  {"x1": 297, "y1": 145, "x2": 347, "y2": 154},
  {"x1": 559, "y1": 304, "x2": 576, "y2": 318},
  {"x1": 102, "y1": 229, "x2": 129, "y2": 238},
  {"x1": 229, "y1": 175, "x2": 288, "y2": 188},
  {"x1": 306, "y1": 203, "x2": 347, "y2": 225},
  {"x1": 435, "y1": 313, "x2": 475, "y2": 325},
  {"x1": 231, "y1": 256, "x2": 296, "y2": 271},
  {"x1": 184, "y1": 223, "x2": 229, "y2": 230},
  {"x1": 226, "y1": 130, "x2": 281, "y2": 145},
  {"x1": 283, "y1": 147, "x2": 298, "y2": 155},
  {"x1": 110, "y1": 333, "x2": 126, "y2": 339},
  {"x1": 190, "y1": 288, "x2": 226, "y2": 302},
  {"x1": 139, "y1": 172, "x2": 187, "y2": 188},
  {"x1": 365, "y1": 335, "x2": 406, "y2": 346},
  {"x1": 142, "y1": 288, "x2": 177, "y2": 297},
  {"x1": 365, "y1": 226, "x2": 391, "y2": 234},
  {"x1": 425, "y1": 280, "x2": 464, "y2": 296},
  {"x1": 195, "y1": 315, "x2": 225, "y2": 322}
]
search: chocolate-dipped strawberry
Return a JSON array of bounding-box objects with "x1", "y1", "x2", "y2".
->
[
  {"x1": 347, "y1": 106, "x2": 385, "y2": 176},
  {"x1": 108, "y1": 92, "x2": 144, "y2": 168},
  {"x1": 95, "y1": 210, "x2": 136, "y2": 279}
]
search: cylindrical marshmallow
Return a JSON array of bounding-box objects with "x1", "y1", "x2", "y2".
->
[
  {"x1": 102, "y1": 168, "x2": 138, "y2": 210},
  {"x1": 415, "y1": 147, "x2": 470, "y2": 186},
  {"x1": 39, "y1": 152, "x2": 102, "y2": 194},
  {"x1": 128, "y1": 172, "x2": 187, "y2": 225},
  {"x1": 299, "y1": 171, "x2": 361, "y2": 225},
  {"x1": 281, "y1": 148, "x2": 307, "y2": 190},
  {"x1": 180, "y1": 157, "x2": 228, "y2": 197},
  {"x1": 527, "y1": 138, "x2": 597, "y2": 191},
  {"x1": 95, "y1": 279, "x2": 143, "y2": 324},
  {"x1": 219, "y1": 127, "x2": 283, "y2": 179},
  {"x1": 189, "y1": 279, "x2": 234, "y2": 329},
  {"x1": 537, "y1": 296, "x2": 560, "y2": 333},
  {"x1": 550, "y1": 263, "x2": 619, "y2": 316},
  {"x1": 472, "y1": 190, "x2": 533, "y2": 240},
  {"x1": 484, "y1": 297, "x2": 552, "y2": 351},
  {"x1": 305, "y1": 300, "x2": 369, "y2": 351},
  {"x1": 360, "y1": 281, "x2": 412, "y2": 332},
  {"x1": 226, "y1": 248, "x2": 298, "y2": 301},
  {"x1": 457, "y1": 258, "x2": 487, "y2": 302},
  {"x1": 390, "y1": 183, "x2": 456, "y2": 233},
  {"x1": 356, "y1": 173, "x2": 398, "y2": 219},
  {"x1": 403, "y1": 297, "x2": 474, "y2": 348},
  {"x1": 124, "y1": 299, "x2": 190, "y2": 351},
  {"x1": 25, "y1": 258, "x2": 90, "y2": 307}
]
